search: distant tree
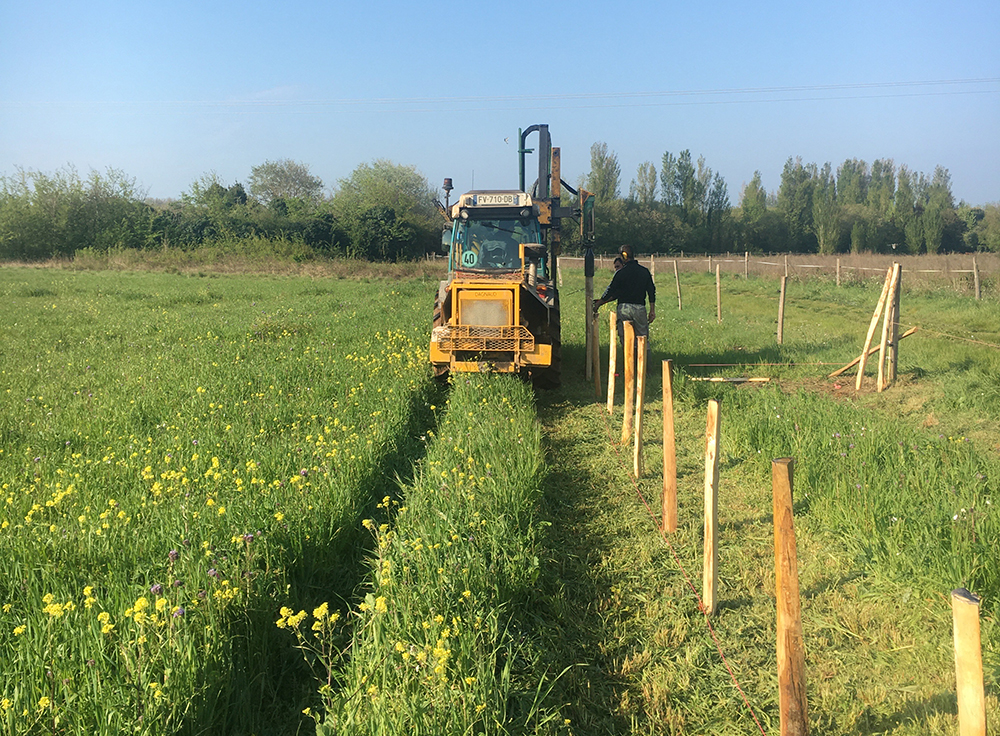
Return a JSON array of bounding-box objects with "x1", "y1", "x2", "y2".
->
[
  {"x1": 980, "y1": 204, "x2": 1000, "y2": 252},
  {"x1": 812, "y1": 163, "x2": 841, "y2": 255},
  {"x1": 659, "y1": 152, "x2": 679, "y2": 206},
  {"x1": 629, "y1": 161, "x2": 658, "y2": 206},
  {"x1": 333, "y1": 160, "x2": 438, "y2": 259},
  {"x1": 739, "y1": 171, "x2": 767, "y2": 225},
  {"x1": 837, "y1": 159, "x2": 869, "y2": 205},
  {"x1": 248, "y1": 159, "x2": 324, "y2": 206},
  {"x1": 586, "y1": 142, "x2": 621, "y2": 201},
  {"x1": 334, "y1": 159, "x2": 436, "y2": 220},
  {"x1": 777, "y1": 157, "x2": 817, "y2": 252},
  {"x1": 675, "y1": 150, "x2": 703, "y2": 226},
  {"x1": 867, "y1": 159, "x2": 895, "y2": 218},
  {"x1": 705, "y1": 172, "x2": 731, "y2": 249},
  {"x1": 922, "y1": 166, "x2": 954, "y2": 254},
  {"x1": 850, "y1": 219, "x2": 871, "y2": 253}
]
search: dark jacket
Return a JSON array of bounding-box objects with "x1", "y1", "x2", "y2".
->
[{"x1": 600, "y1": 259, "x2": 655, "y2": 306}]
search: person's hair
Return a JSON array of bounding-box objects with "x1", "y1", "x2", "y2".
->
[
  {"x1": 613, "y1": 257, "x2": 624, "y2": 267},
  {"x1": 619, "y1": 244, "x2": 634, "y2": 260}
]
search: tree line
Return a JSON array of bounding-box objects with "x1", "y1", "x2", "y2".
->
[
  {"x1": 1, "y1": 148, "x2": 997, "y2": 262},
  {"x1": 0, "y1": 160, "x2": 441, "y2": 262},
  {"x1": 567, "y1": 144, "x2": 1000, "y2": 256}
]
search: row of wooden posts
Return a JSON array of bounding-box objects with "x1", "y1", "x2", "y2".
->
[
  {"x1": 594, "y1": 317, "x2": 987, "y2": 735},
  {"x1": 572, "y1": 252, "x2": 988, "y2": 302},
  {"x1": 587, "y1": 260, "x2": 914, "y2": 393}
]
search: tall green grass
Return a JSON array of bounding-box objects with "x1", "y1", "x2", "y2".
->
[
  {"x1": 0, "y1": 269, "x2": 436, "y2": 734},
  {"x1": 299, "y1": 375, "x2": 567, "y2": 735}
]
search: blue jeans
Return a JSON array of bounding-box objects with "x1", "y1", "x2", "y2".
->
[{"x1": 616, "y1": 303, "x2": 649, "y2": 346}]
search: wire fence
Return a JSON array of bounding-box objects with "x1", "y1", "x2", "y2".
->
[{"x1": 560, "y1": 252, "x2": 998, "y2": 295}]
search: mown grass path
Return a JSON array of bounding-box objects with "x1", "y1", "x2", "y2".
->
[{"x1": 530, "y1": 269, "x2": 999, "y2": 735}]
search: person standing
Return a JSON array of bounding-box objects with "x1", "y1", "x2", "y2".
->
[{"x1": 593, "y1": 244, "x2": 655, "y2": 345}]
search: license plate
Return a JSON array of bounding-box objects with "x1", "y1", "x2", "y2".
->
[{"x1": 475, "y1": 193, "x2": 518, "y2": 206}]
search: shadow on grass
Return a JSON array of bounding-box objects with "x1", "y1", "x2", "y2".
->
[
  {"x1": 522, "y1": 368, "x2": 647, "y2": 734},
  {"x1": 852, "y1": 690, "x2": 956, "y2": 733},
  {"x1": 195, "y1": 379, "x2": 446, "y2": 736}
]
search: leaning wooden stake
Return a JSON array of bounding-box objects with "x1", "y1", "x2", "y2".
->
[
  {"x1": 828, "y1": 327, "x2": 917, "y2": 378},
  {"x1": 855, "y1": 267, "x2": 894, "y2": 391},
  {"x1": 877, "y1": 263, "x2": 901, "y2": 392},
  {"x1": 607, "y1": 311, "x2": 618, "y2": 415},
  {"x1": 673, "y1": 260, "x2": 683, "y2": 311},
  {"x1": 715, "y1": 265, "x2": 722, "y2": 323},
  {"x1": 886, "y1": 263, "x2": 902, "y2": 385},
  {"x1": 773, "y1": 458, "x2": 809, "y2": 736},
  {"x1": 633, "y1": 335, "x2": 647, "y2": 477},
  {"x1": 592, "y1": 312, "x2": 602, "y2": 399},
  {"x1": 952, "y1": 588, "x2": 986, "y2": 736},
  {"x1": 662, "y1": 360, "x2": 677, "y2": 534},
  {"x1": 621, "y1": 321, "x2": 636, "y2": 444},
  {"x1": 777, "y1": 275, "x2": 788, "y2": 344},
  {"x1": 703, "y1": 399, "x2": 720, "y2": 616}
]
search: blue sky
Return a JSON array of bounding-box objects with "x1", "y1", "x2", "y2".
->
[{"x1": 2, "y1": 0, "x2": 998, "y2": 205}]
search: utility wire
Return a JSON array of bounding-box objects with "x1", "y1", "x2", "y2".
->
[{"x1": 6, "y1": 78, "x2": 997, "y2": 112}]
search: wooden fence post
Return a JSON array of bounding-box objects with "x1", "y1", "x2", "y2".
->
[
  {"x1": 778, "y1": 275, "x2": 787, "y2": 344},
  {"x1": 674, "y1": 260, "x2": 683, "y2": 311},
  {"x1": 716, "y1": 265, "x2": 722, "y2": 323},
  {"x1": 744, "y1": 251, "x2": 749, "y2": 279},
  {"x1": 662, "y1": 360, "x2": 677, "y2": 533},
  {"x1": 952, "y1": 588, "x2": 986, "y2": 736},
  {"x1": 856, "y1": 267, "x2": 894, "y2": 391},
  {"x1": 708, "y1": 254, "x2": 713, "y2": 273},
  {"x1": 836, "y1": 257, "x2": 841, "y2": 287},
  {"x1": 784, "y1": 254, "x2": 789, "y2": 278},
  {"x1": 877, "y1": 263, "x2": 901, "y2": 392},
  {"x1": 887, "y1": 263, "x2": 902, "y2": 384},
  {"x1": 973, "y1": 257, "x2": 981, "y2": 301},
  {"x1": 592, "y1": 312, "x2": 602, "y2": 399},
  {"x1": 621, "y1": 321, "x2": 636, "y2": 444},
  {"x1": 773, "y1": 458, "x2": 809, "y2": 736},
  {"x1": 633, "y1": 335, "x2": 647, "y2": 477},
  {"x1": 703, "y1": 399, "x2": 720, "y2": 616},
  {"x1": 607, "y1": 312, "x2": 618, "y2": 415}
]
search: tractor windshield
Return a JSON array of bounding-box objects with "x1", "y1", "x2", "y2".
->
[{"x1": 454, "y1": 218, "x2": 543, "y2": 272}]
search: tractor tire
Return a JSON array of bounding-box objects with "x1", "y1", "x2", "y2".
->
[
  {"x1": 531, "y1": 303, "x2": 561, "y2": 390},
  {"x1": 432, "y1": 292, "x2": 450, "y2": 382}
]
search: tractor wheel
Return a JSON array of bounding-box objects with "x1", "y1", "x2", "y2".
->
[
  {"x1": 432, "y1": 292, "x2": 450, "y2": 382},
  {"x1": 531, "y1": 305, "x2": 561, "y2": 390}
]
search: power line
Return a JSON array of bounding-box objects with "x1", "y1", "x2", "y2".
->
[{"x1": 5, "y1": 77, "x2": 998, "y2": 113}]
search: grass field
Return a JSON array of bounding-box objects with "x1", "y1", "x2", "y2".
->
[{"x1": 0, "y1": 260, "x2": 997, "y2": 734}]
